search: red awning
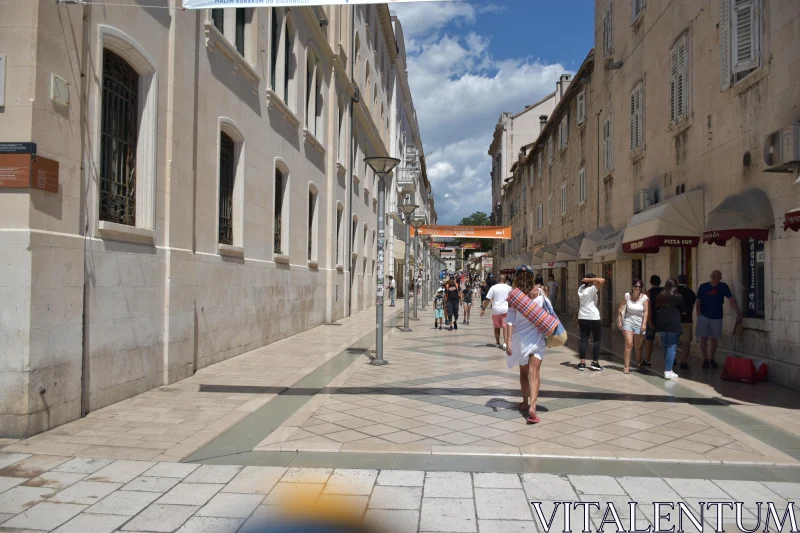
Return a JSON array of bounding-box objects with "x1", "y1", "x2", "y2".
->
[
  {"x1": 622, "y1": 190, "x2": 704, "y2": 253},
  {"x1": 702, "y1": 189, "x2": 774, "y2": 245},
  {"x1": 500, "y1": 268, "x2": 515, "y2": 274},
  {"x1": 785, "y1": 209, "x2": 800, "y2": 232}
]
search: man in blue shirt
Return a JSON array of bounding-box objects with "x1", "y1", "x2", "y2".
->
[{"x1": 695, "y1": 270, "x2": 742, "y2": 369}]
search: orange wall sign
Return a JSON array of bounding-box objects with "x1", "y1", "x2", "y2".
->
[
  {"x1": 0, "y1": 154, "x2": 59, "y2": 192},
  {"x1": 414, "y1": 225, "x2": 511, "y2": 240}
]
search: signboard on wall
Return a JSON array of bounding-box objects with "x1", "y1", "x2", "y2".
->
[
  {"x1": 0, "y1": 153, "x2": 59, "y2": 192},
  {"x1": 183, "y1": 0, "x2": 448, "y2": 8}
]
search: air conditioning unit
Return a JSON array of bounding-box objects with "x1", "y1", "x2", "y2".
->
[
  {"x1": 764, "y1": 123, "x2": 800, "y2": 173},
  {"x1": 633, "y1": 189, "x2": 655, "y2": 213}
]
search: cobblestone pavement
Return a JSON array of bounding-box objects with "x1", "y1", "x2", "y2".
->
[{"x1": 0, "y1": 454, "x2": 797, "y2": 533}]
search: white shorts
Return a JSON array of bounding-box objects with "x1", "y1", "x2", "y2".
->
[
  {"x1": 506, "y1": 349, "x2": 545, "y2": 368},
  {"x1": 696, "y1": 315, "x2": 723, "y2": 339}
]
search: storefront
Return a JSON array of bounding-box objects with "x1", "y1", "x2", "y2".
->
[
  {"x1": 579, "y1": 225, "x2": 613, "y2": 287},
  {"x1": 556, "y1": 233, "x2": 587, "y2": 314},
  {"x1": 593, "y1": 230, "x2": 641, "y2": 328}
]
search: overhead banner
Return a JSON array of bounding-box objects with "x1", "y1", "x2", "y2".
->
[
  {"x1": 413, "y1": 225, "x2": 511, "y2": 240},
  {"x1": 182, "y1": 0, "x2": 448, "y2": 8}
]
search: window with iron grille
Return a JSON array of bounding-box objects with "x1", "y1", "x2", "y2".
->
[
  {"x1": 100, "y1": 50, "x2": 139, "y2": 227},
  {"x1": 270, "y1": 8, "x2": 279, "y2": 91},
  {"x1": 218, "y1": 132, "x2": 235, "y2": 245},
  {"x1": 274, "y1": 168, "x2": 285, "y2": 254},
  {"x1": 308, "y1": 189, "x2": 317, "y2": 261},
  {"x1": 336, "y1": 205, "x2": 343, "y2": 265}
]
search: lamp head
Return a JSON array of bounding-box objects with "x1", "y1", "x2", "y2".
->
[
  {"x1": 399, "y1": 203, "x2": 419, "y2": 216},
  {"x1": 364, "y1": 156, "x2": 401, "y2": 175},
  {"x1": 410, "y1": 218, "x2": 425, "y2": 230}
]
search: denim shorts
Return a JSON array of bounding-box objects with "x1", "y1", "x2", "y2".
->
[{"x1": 622, "y1": 324, "x2": 643, "y2": 335}]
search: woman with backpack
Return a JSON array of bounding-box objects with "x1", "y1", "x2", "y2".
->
[{"x1": 654, "y1": 277, "x2": 685, "y2": 380}]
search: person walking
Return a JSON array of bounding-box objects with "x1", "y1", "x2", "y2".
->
[
  {"x1": 505, "y1": 266, "x2": 548, "y2": 424},
  {"x1": 461, "y1": 282, "x2": 473, "y2": 325},
  {"x1": 547, "y1": 274, "x2": 559, "y2": 311},
  {"x1": 654, "y1": 278, "x2": 684, "y2": 380},
  {"x1": 677, "y1": 274, "x2": 697, "y2": 369},
  {"x1": 444, "y1": 279, "x2": 461, "y2": 331},
  {"x1": 617, "y1": 279, "x2": 649, "y2": 373},
  {"x1": 434, "y1": 288, "x2": 445, "y2": 330},
  {"x1": 388, "y1": 275, "x2": 396, "y2": 307},
  {"x1": 643, "y1": 275, "x2": 663, "y2": 367},
  {"x1": 696, "y1": 270, "x2": 742, "y2": 369},
  {"x1": 481, "y1": 274, "x2": 513, "y2": 349},
  {"x1": 577, "y1": 274, "x2": 606, "y2": 371}
]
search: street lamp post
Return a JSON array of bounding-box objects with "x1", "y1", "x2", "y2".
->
[
  {"x1": 410, "y1": 218, "x2": 424, "y2": 321},
  {"x1": 420, "y1": 234, "x2": 431, "y2": 311},
  {"x1": 364, "y1": 156, "x2": 400, "y2": 366},
  {"x1": 398, "y1": 203, "x2": 419, "y2": 332}
]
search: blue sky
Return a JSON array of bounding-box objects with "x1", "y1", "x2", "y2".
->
[{"x1": 392, "y1": 1, "x2": 595, "y2": 224}]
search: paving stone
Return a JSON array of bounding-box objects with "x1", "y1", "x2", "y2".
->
[
  {"x1": 664, "y1": 478, "x2": 731, "y2": 498},
  {"x1": 762, "y1": 482, "x2": 800, "y2": 499},
  {"x1": 122, "y1": 504, "x2": 200, "y2": 532},
  {"x1": 183, "y1": 465, "x2": 242, "y2": 484},
  {"x1": 368, "y1": 486, "x2": 422, "y2": 510},
  {"x1": 240, "y1": 505, "x2": 283, "y2": 532},
  {"x1": 281, "y1": 468, "x2": 332, "y2": 484},
  {"x1": 616, "y1": 477, "x2": 679, "y2": 503},
  {"x1": 157, "y1": 483, "x2": 225, "y2": 506},
  {"x1": 522, "y1": 474, "x2": 577, "y2": 501},
  {"x1": 123, "y1": 476, "x2": 181, "y2": 493},
  {"x1": 174, "y1": 517, "x2": 244, "y2": 533},
  {"x1": 474, "y1": 488, "x2": 532, "y2": 521},
  {"x1": 362, "y1": 510, "x2": 420, "y2": 533},
  {"x1": 323, "y1": 469, "x2": 378, "y2": 496},
  {"x1": 221, "y1": 466, "x2": 285, "y2": 495},
  {"x1": 196, "y1": 493, "x2": 264, "y2": 518},
  {"x1": 144, "y1": 463, "x2": 199, "y2": 479},
  {"x1": 52, "y1": 511, "x2": 129, "y2": 533},
  {"x1": 478, "y1": 519, "x2": 538, "y2": 533},
  {"x1": 51, "y1": 458, "x2": 114, "y2": 475},
  {"x1": 21, "y1": 471, "x2": 86, "y2": 491},
  {"x1": 377, "y1": 470, "x2": 425, "y2": 487},
  {"x1": 87, "y1": 489, "x2": 161, "y2": 515},
  {"x1": 263, "y1": 483, "x2": 323, "y2": 506},
  {"x1": 424, "y1": 471, "x2": 472, "y2": 498},
  {"x1": 711, "y1": 480, "x2": 784, "y2": 504},
  {"x1": 0, "y1": 455, "x2": 71, "y2": 478},
  {"x1": 0, "y1": 513, "x2": 12, "y2": 524},
  {"x1": 2, "y1": 502, "x2": 86, "y2": 531},
  {"x1": 0, "y1": 476, "x2": 26, "y2": 494},
  {"x1": 87, "y1": 460, "x2": 155, "y2": 483},
  {"x1": 0, "y1": 454, "x2": 30, "y2": 470},
  {"x1": 473, "y1": 473, "x2": 521, "y2": 489},
  {"x1": 50, "y1": 481, "x2": 122, "y2": 505},
  {"x1": 317, "y1": 494, "x2": 370, "y2": 518},
  {"x1": 420, "y1": 497, "x2": 477, "y2": 532},
  {"x1": 0, "y1": 486, "x2": 57, "y2": 514},
  {"x1": 568, "y1": 475, "x2": 625, "y2": 495}
]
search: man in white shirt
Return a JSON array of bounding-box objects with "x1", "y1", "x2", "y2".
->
[
  {"x1": 480, "y1": 275, "x2": 513, "y2": 350},
  {"x1": 547, "y1": 274, "x2": 559, "y2": 311}
]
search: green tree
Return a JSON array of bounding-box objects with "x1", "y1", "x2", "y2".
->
[{"x1": 456, "y1": 211, "x2": 492, "y2": 262}]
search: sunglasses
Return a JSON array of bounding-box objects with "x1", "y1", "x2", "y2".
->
[{"x1": 633, "y1": 285, "x2": 643, "y2": 289}]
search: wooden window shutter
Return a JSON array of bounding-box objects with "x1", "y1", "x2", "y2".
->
[
  {"x1": 577, "y1": 90, "x2": 586, "y2": 125},
  {"x1": 732, "y1": 0, "x2": 759, "y2": 74}
]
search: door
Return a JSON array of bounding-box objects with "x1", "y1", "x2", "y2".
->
[
  {"x1": 602, "y1": 262, "x2": 614, "y2": 328},
  {"x1": 560, "y1": 267, "x2": 568, "y2": 314},
  {"x1": 679, "y1": 247, "x2": 693, "y2": 287}
]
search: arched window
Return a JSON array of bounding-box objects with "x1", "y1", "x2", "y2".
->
[
  {"x1": 305, "y1": 49, "x2": 324, "y2": 137},
  {"x1": 337, "y1": 95, "x2": 346, "y2": 165},
  {"x1": 271, "y1": 9, "x2": 295, "y2": 109},
  {"x1": 352, "y1": 215, "x2": 358, "y2": 252},
  {"x1": 274, "y1": 162, "x2": 289, "y2": 255},
  {"x1": 100, "y1": 50, "x2": 139, "y2": 226},
  {"x1": 353, "y1": 34, "x2": 361, "y2": 82},
  {"x1": 217, "y1": 120, "x2": 245, "y2": 249},
  {"x1": 336, "y1": 202, "x2": 344, "y2": 266},
  {"x1": 308, "y1": 184, "x2": 318, "y2": 262},
  {"x1": 270, "y1": 8, "x2": 279, "y2": 91},
  {"x1": 283, "y1": 14, "x2": 294, "y2": 106}
]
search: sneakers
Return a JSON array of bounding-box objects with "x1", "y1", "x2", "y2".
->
[
  {"x1": 439, "y1": 326, "x2": 442, "y2": 331},
  {"x1": 448, "y1": 325, "x2": 453, "y2": 331},
  {"x1": 641, "y1": 360, "x2": 652, "y2": 367},
  {"x1": 590, "y1": 361, "x2": 604, "y2": 371},
  {"x1": 710, "y1": 359, "x2": 718, "y2": 369},
  {"x1": 702, "y1": 359, "x2": 710, "y2": 369},
  {"x1": 664, "y1": 370, "x2": 679, "y2": 380},
  {"x1": 680, "y1": 362, "x2": 689, "y2": 370},
  {"x1": 577, "y1": 363, "x2": 587, "y2": 371}
]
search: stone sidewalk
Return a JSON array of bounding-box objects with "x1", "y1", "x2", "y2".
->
[
  {"x1": 0, "y1": 453, "x2": 797, "y2": 533},
  {"x1": 2, "y1": 304, "x2": 403, "y2": 462},
  {"x1": 251, "y1": 306, "x2": 800, "y2": 465}
]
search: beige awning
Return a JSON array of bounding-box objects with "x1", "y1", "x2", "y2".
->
[
  {"x1": 541, "y1": 242, "x2": 562, "y2": 264},
  {"x1": 556, "y1": 232, "x2": 586, "y2": 262},
  {"x1": 593, "y1": 230, "x2": 640, "y2": 264},
  {"x1": 579, "y1": 225, "x2": 614, "y2": 259},
  {"x1": 622, "y1": 189, "x2": 704, "y2": 253},
  {"x1": 703, "y1": 188, "x2": 774, "y2": 245},
  {"x1": 532, "y1": 247, "x2": 546, "y2": 268}
]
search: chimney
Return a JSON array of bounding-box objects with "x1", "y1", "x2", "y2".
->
[
  {"x1": 559, "y1": 74, "x2": 572, "y2": 98},
  {"x1": 539, "y1": 115, "x2": 548, "y2": 132}
]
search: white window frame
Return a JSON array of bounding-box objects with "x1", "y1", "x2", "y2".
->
[
  {"x1": 578, "y1": 167, "x2": 587, "y2": 204},
  {"x1": 601, "y1": 115, "x2": 613, "y2": 176},
  {"x1": 560, "y1": 183, "x2": 567, "y2": 216},
  {"x1": 94, "y1": 26, "x2": 158, "y2": 245},
  {"x1": 630, "y1": 82, "x2": 644, "y2": 152},
  {"x1": 670, "y1": 33, "x2": 690, "y2": 124},
  {"x1": 274, "y1": 159, "x2": 291, "y2": 259},
  {"x1": 307, "y1": 183, "x2": 319, "y2": 264},
  {"x1": 217, "y1": 119, "x2": 246, "y2": 254},
  {"x1": 577, "y1": 90, "x2": 586, "y2": 126}
]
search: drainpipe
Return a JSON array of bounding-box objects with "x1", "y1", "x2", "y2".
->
[
  {"x1": 79, "y1": 0, "x2": 92, "y2": 418},
  {"x1": 347, "y1": 5, "x2": 356, "y2": 316}
]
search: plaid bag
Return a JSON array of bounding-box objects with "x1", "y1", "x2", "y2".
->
[{"x1": 507, "y1": 288, "x2": 559, "y2": 336}]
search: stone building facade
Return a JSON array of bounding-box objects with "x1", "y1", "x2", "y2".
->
[
  {"x1": 0, "y1": 0, "x2": 430, "y2": 437},
  {"x1": 497, "y1": 0, "x2": 800, "y2": 389}
]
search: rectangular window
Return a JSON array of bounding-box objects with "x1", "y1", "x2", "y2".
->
[
  {"x1": 235, "y1": 8, "x2": 246, "y2": 56},
  {"x1": 559, "y1": 115, "x2": 569, "y2": 150},
  {"x1": 632, "y1": 259, "x2": 642, "y2": 284},
  {"x1": 602, "y1": 5, "x2": 613, "y2": 58},
  {"x1": 336, "y1": 206, "x2": 343, "y2": 265},
  {"x1": 632, "y1": 0, "x2": 644, "y2": 22},
  {"x1": 578, "y1": 263, "x2": 586, "y2": 285},
  {"x1": 630, "y1": 82, "x2": 643, "y2": 151},
  {"x1": 270, "y1": 9, "x2": 279, "y2": 91},
  {"x1": 219, "y1": 133, "x2": 235, "y2": 245},
  {"x1": 537, "y1": 152, "x2": 543, "y2": 178},
  {"x1": 577, "y1": 90, "x2": 586, "y2": 126},
  {"x1": 560, "y1": 183, "x2": 567, "y2": 216},
  {"x1": 308, "y1": 190, "x2": 317, "y2": 261},
  {"x1": 720, "y1": 0, "x2": 761, "y2": 89},
  {"x1": 578, "y1": 167, "x2": 587, "y2": 204},
  {"x1": 212, "y1": 9, "x2": 224, "y2": 33},
  {"x1": 274, "y1": 169, "x2": 285, "y2": 254},
  {"x1": 670, "y1": 34, "x2": 689, "y2": 123},
  {"x1": 741, "y1": 238, "x2": 765, "y2": 318},
  {"x1": 601, "y1": 115, "x2": 613, "y2": 176},
  {"x1": 352, "y1": 219, "x2": 357, "y2": 251},
  {"x1": 547, "y1": 137, "x2": 553, "y2": 165},
  {"x1": 537, "y1": 204, "x2": 543, "y2": 229},
  {"x1": 548, "y1": 194, "x2": 553, "y2": 224}
]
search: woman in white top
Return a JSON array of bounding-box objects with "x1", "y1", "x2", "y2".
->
[
  {"x1": 506, "y1": 267, "x2": 548, "y2": 424},
  {"x1": 577, "y1": 274, "x2": 607, "y2": 371},
  {"x1": 617, "y1": 279, "x2": 649, "y2": 374}
]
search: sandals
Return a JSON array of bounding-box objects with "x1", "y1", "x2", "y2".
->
[
  {"x1": 517, "y1": 402, "x2": 529, "y2": 412},
  {"x1": 623, "y1": 368, "x2": 630, "y2": 374},
  {"x1": 526, "y1": 414, "x2": 541, "y2": 424}
]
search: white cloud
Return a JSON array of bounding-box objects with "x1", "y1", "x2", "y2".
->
[{"x1": 393, "y1": 2, "x2": 567, "y2": 224}]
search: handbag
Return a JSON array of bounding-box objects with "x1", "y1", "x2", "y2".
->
[{"x1": 542, "y1": 297, "x2": 568, "y2": 348}]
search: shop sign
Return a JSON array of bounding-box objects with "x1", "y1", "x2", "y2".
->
[{"x1": 622, "y1": 235, "x2": 699, "y2": 253}]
